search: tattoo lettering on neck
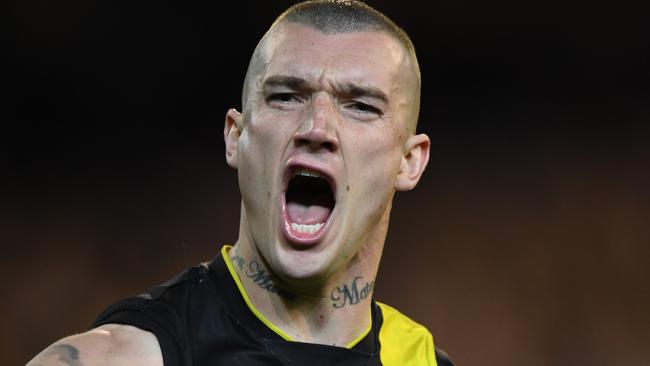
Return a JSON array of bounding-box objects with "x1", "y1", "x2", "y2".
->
[
  {"x1": 38, "y1": 344, "x2": 81, "y2": 366},
  {"x1": 331, "y1": 276, "x2": 375, "y2": 309},
  {"x1": 231, "y1": 252, "x2": 245, "y2": 270},
  {"x1": 231, "y1": 252, "x2": 295, "y2": 300}
]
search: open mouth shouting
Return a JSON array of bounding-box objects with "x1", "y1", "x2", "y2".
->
[{"x1": 282, "y1": 163, "x2": 336, "y2": 247}]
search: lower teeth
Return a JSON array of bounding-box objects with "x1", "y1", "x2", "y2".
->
[{"x1": 291, "y1": 222, "x2": 323, "y2": 234}]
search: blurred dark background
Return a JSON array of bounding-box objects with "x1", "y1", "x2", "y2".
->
[{"x1": 3, "y1": 0, "x2": 649, "y2": 365}]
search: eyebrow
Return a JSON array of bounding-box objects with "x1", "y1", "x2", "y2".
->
[
  {"x1": 334, "y1": 82, "x2": 388, "y2": 105},
  {"x1": 262, "y1": 75, "x2": 312, "y2": 92},
  {"x1": 261, "y1": 75, "x2": 388, "y2": 104}
]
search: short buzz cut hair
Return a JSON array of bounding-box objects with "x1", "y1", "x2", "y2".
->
[
  {"x1": 242, "y1": 0, "x2": 421, "y2": 113},
  {"x1": 275, "y1": 0, "x2": 418, "y2": 62}
]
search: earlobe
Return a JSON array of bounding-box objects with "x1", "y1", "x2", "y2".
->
[
  {"x1": 395, "y1": 133, "x2": 430, "y2": 191},
  {"x1": 224, "y1": 108, "x2": 243, "y2": 169}
]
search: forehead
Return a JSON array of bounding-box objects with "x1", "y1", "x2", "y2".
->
[{"x1": 258, "y1": 22, "x2": 413, "y2": 93}]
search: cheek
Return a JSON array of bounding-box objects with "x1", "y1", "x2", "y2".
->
[
  {"x1": 345, "y1": 132, "x2": 402, "y2": 208},
  {"x1": 239, "y1": 116, "x2": 279, "y2": 167},
  {"x1": 245, "y1": 111, "x2": 293, "y2": 151},
  {"x1": 237, "y1": 114, "x2": 290, "y2": 200},
  {"x1": 236, "y1": 124, "x2": 272, "y2": 207},
  {"x1": 351, "y1": 131, "x2": 402, "y2": 178}
]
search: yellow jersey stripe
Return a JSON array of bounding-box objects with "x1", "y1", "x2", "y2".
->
[
  {"x1": 222, "y1": 245, "x2": 295, "y2": 342},
  {"x1": 377, "y1": 302, "x2": 438, "y2": 366},
  {"x1": 221, "y1": 245, "x2": 372, "y2": 349}
]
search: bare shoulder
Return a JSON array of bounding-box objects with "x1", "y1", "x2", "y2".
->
[{"x1": 26, "y1": 324, "x2": 163, "y2": 366}]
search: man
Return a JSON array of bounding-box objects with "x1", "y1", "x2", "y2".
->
[{"x1": 28, "y1": 1, "x2": 453, "y2": 365}]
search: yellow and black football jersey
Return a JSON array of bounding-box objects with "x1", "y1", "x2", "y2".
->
[{"x1": 93, "y1": 246, "x2": 453, "y2": 366}]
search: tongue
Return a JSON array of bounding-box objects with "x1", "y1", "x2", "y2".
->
[{"x1": 286, "y1": 201, "x2": 331, "y2": 225}]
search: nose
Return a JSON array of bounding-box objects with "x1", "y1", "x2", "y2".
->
[{"x1": 293, "y1": 93, "x2": 339, "y2": 152}]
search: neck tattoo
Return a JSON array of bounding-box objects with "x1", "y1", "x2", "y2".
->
[
  {"x1": 231, "y1": 252, "x2": 295, "y2": 300},
  {"x1": 330, "y1": 276, "x2": 375, "y2": 309},
  {"x1": 230, "y1": 251, "x2": 374, "y2": 307}
]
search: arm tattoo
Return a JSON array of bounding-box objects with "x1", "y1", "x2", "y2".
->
[
  {"x1": 36, "y1": 344, "x2": 81, "y2": 366},
  {"x1": 331, "y1": 276, "x2": 375, "y2": 308},
  {"x1": 231, "y1": 252, "x2": 295, "y2": 300}
]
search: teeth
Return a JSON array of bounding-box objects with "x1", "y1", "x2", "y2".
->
[
  {"x1": 292, "y1": 168, "x2": 325, "y2": 179},
  {"x1": 291, "y1": 222, "x2": 324, "y2": 234}
]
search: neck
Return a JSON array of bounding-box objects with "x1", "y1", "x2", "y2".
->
[{"x1": 228, "y1": 238, "x2": 383, "y2": 347}]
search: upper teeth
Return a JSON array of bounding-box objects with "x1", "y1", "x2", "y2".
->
[
  {"x1": 291, "y1": 222, "x2": 324, "y2": 234},
  {"x1": 292, "y1": 168, "x2": 325, "y2": 179}
]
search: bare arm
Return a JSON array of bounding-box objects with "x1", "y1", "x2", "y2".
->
[{"x1": 26, "y1": 324, "x2": 163, "y2": 366}]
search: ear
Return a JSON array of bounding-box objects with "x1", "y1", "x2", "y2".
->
[
  {"x1": 224, "y1": 108, "x2": 243, "y2": 169},
  {"x1": 395, "y1": 133, "x2": 430, "y2": 191}
]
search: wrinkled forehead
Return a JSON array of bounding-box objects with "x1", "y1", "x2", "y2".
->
[{"x1": 256, "y1": 22, "x2": 417, "y2": 96}]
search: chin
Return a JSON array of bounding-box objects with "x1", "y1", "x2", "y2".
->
[{"x1": 272, "y1": 243, "x2": 340, "y2": 282}]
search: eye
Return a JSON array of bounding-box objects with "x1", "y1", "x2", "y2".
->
[
  {"x1": 345, "y1": 101, "x2": 383, "y2": 118},
  {"x1": 266, "y1": 93, "x2": 304, "y2": 105}
]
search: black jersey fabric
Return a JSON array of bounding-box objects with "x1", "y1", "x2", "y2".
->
[{"x1": 92, "y1": 248, "x2": 453, "y2": 366}]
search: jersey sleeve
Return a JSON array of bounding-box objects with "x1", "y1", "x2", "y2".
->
[
  {"x1": 377, "y1": 302, "x2": 453, "y2": 366},
  {"x1": 92, "y1": 295, "x2": 190, "y2": 366}
]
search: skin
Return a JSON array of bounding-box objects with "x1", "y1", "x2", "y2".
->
[
  {"x1": 26, "y1": 324, "x2": 162, "y2": 366},
  {"x1": 27, "y1": 20, "x2": 430, "y2": 365},
  {"x1": 224, "y1": 21, "x2": 429, "y2": 345}
]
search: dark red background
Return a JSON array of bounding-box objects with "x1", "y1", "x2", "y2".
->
[{"x1": 3, "y1": 1, "x2": 649, "y2": 365}]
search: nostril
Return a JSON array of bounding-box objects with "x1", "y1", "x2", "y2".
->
[
  {"x1": 295, "y1": 137, "x2": 309, "y2": 148},
  {"x1": 321, "y1": 141, "x2": 336, "y2": 151},
  {"x1": 295, "y1": 137, "x2": 337, "y2": 152},
  {"x1": 293, "y1": 121, "x2": 338, "y2": 151}
]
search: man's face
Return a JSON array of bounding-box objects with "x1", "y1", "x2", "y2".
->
[{"x1": 226, "y1": 22, "x2": 425, "y2": 283}]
